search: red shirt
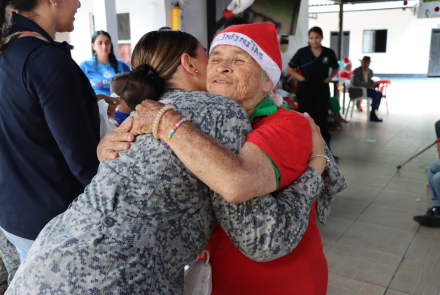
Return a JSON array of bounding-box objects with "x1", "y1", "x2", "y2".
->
[
  {"x1": 205, "y1": 104, "x2": 328, "y2": 295},
  {"x1": 338, "y1": 69, "x2": 352, "y2": 79}
]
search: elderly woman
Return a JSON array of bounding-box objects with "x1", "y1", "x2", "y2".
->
[
  {"x1": 101, "y1": 24, "x2": 346, "y2": 294},
  {"x1": 7, "y1": 29, "x2": 344, "y2": 295}
]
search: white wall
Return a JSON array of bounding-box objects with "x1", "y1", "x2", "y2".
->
[
  {"x1": 70, "y1": 0, "x2": 94, "y2": 64},
  {"x1": 281, "y1": 0, "x2": 309, "y2": 70},
  {"x1": 70, "y1": 0, "x2": 208, "y2": 65},
  {"x1": 309, "y1": 8, "x2": 440, "y2": 75},
  {"x1": 68, "y1": 0, "x2": 309, "y2": 67}
]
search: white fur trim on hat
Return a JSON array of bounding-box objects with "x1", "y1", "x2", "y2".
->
[
  {"x1": 269, "y1": 92, "x2": 283, "y2": 106},
  {"x1": 210, "y1": 32, "x2": 281, "y2": 92}
]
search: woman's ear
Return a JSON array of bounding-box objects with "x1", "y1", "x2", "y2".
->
[
  {"x1": 180, "y1": 53, "x2": 198, "y2": 76},
  {"x1": 262, "y1": 74, "x2": 273, "y2": 92}
]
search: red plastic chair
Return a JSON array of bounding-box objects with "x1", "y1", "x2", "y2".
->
[{"x1": 376, "y1": 79, "x2": 391, "y2": 114}]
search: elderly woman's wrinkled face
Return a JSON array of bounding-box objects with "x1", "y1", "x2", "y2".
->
[{"x1": 207, "y1": 45, "x2": 272, "y2": 112}]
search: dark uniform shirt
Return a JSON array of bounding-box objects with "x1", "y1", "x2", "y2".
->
[
  {"x1": 288, "y1": 46, "x2": 339, "y2": 82},
  {"x1": 0, "y1": 13, "x2": 100, "y2": 240}
]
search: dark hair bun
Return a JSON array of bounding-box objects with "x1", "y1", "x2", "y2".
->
[{"x1": 121, "y1": 64, "x2": 165, "y2": 110}]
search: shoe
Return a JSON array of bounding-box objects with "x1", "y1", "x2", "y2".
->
[
  {"x1": 370, "y1": 111, "x2": 383, "y2": 122},
  {"x1": 413, "y1": 207, "x2": 440, "y2": 226}
]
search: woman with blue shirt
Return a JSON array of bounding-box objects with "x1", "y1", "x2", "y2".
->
[{"x1": 80, "y1": 31, "x2": 130, "y2": 95}]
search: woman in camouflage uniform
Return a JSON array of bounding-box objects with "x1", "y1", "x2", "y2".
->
[{"x1": 8, "y1": 30, "x2": 345, "y2": 295}]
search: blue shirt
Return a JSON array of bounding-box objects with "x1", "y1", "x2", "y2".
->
[
  {"x1": 114, "y1": 110, "x2": 130, "y2": 125},
  {"x1": 79, "y1": 56, "x2": 130, "y2": 95},
  {"x1": 0, "y1": 13, "x2": 100, "y2": 240}
]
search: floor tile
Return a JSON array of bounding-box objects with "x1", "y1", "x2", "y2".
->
[
  {"x1": 336, "y1": 183, "x2": 382, "y2": 203},
  {"x1": 357, "y1": 204, "x2": 420, "y2": 232},
  {"x1": 385, "y1": 289, "x2": 410, "y2": 295},
  {"x1": 326, "y1": 198, "x2": 370, "y2": 220},
  {"x1": 316, "y1": 216, "x2": 354, "y2": 242},
  {"x1": 318, "y1": 79, "x2": 440, "y2": 295}
]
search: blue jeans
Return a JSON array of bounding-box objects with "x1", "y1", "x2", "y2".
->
[
  {"x1": 0, "y1": 227, "x2": 34, "y2": 263},
  {"x1": 428, "y1": 161, "x2": 440, "y2": 207},
  {"x1": 367, "y1": 88, "x2": 382, "y2": 111},
  {"x1": 435, "y1": 120, "x2": 440, "y2": 139}
]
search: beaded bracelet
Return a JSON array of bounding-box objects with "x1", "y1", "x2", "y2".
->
[
  {"x1": 152, "y1": 104, "x2": 176, "y2": 139},
  {"x1": 168, "y1": 117, "x2": 191, "y2": 139}
]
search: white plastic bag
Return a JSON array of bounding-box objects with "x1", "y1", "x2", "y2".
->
[
  {"x1": 184, "y1": 250, "x2": 212, "y2": 295},
  {"x1": 97, "y1": 99, "x2": 119, "y2": 139}
]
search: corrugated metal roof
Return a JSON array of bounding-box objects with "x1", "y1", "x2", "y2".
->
[
  {"x1": 309, "y1": 0, "x2": 337, "y2": 6},
  {"x1": 309, "y1": 0, "x2": 417, "y2": 13}
]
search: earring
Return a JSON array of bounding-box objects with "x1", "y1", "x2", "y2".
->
[
  {"x1": 52, "y1": 2, "x2": 58, "y2": 6},
  {"x1": 195, "y1": 70, "x2": 198, "y2": 73}
]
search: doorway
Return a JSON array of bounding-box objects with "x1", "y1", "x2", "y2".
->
[
  {"x1": 428, "y1": 29, "x2": 440, "y2": 77},
  {"x1": 330, "y1": 31, "x2": 350, "y2": 60}
]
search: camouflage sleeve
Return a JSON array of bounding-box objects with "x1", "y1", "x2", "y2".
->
[
  {"x1": 212, "y1": 167, "x2": 324, "y2": 262},
  {"x1": 0, "y1": 230, "x2": 20, "y2": 286},
  {"x1": 209, "y1": 105, "x2": 326, "y2": 262},
  {"x1": 316, "y1": 143, "x2": 348, "y2": 225}
]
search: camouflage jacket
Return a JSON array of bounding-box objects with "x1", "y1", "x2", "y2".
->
[
  {"x1": 0, "y1": 230, "x2": 20, "y2": 293},
  {"x1": 8, "y1": 90, "x2": 346, "y2": 295}
]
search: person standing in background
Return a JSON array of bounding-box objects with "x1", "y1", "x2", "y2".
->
[
  {"x1": 80, "y1": 31, "x2": 130, "y2": 95},
  {"x1": 0, "y1": 0, "x2": 108, "y2": 262},
  {"x1": 287, "y1": 26, "x2": 339, "y2": 158}
]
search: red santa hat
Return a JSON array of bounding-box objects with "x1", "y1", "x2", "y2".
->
[
  {"x1": 343, "y1": 57, "x2": 352, "y2": 67},
  {"x1": 210, "y1": 23, "x2": 283, "y2": 105}
]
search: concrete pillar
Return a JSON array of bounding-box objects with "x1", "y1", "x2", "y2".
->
[{"x1": 93, "y1": 0, "x2": 119, "y2": 58}]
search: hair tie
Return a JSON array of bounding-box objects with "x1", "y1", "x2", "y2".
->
[{"x1": 132, "y1": 64, "x2": 157, "y2": 79}]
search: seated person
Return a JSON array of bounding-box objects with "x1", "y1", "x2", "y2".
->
[
  {"x1": 350, "y1": 56, "x2": 383, "y2": 122},
  {"x1": 338, "y1": 57, "x2": 352, "y2": 79},
  {"x1": 414, "y1": 120, "x2": 440, "y2": 226},
  {"x1": 110, "y1": 72, "x2": 132, "y2": 125}
]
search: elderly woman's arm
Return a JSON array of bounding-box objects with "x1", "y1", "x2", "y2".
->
[
  {"x1": 125, "y1": 100, "x2": 327, "y2": 203},
  {"x1": 216, "y1": 144, "x2": 347, "y2": 262}
]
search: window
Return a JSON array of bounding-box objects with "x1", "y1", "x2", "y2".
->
[
  {"x1": 117, "y1": 13, "x2": 132, "y2": 64},
  {"x1": 363, "y1": 30, "x2": 387, "y2": 53},
  {"x1": 330, "y1": 31, "x2": 350, "y2": 59}
]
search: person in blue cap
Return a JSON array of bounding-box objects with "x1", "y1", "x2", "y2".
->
[{"x1": 80, "y1": 30, "x2": 130, "y2": 95}]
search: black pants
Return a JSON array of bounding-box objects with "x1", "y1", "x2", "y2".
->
[{"x1": 296, "y1": 81, "x2": 331, "y2": 143}]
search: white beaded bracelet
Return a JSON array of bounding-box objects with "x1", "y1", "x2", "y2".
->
[
  {"x1": 152, "y1": 104, "x2": 176, "y2": 139},
  {"x1": 309, "y1": 154, "x2": 330, "y2": 166}
]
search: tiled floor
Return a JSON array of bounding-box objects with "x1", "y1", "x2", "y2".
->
[{"x1": 320, "y1": 78, "x2": 440, "y2": 295}]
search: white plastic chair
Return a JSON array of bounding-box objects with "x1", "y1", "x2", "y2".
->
[{"x1": 342, "y1": 80, "x2": 371, "y2": 122}]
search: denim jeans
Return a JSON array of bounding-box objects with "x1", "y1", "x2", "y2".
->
[
  {"x1": 0, "y1": 227, "x2": 34, "y2": 263},
  {"x1": 428, "y1": 160, "x2": 440, "y2": 207},
  {"x1": 435, "y1": 120, "x2": 440, "y2": 139},
  {"x1": 366, "y1": 88, "x2": 382, "y2": 111}
]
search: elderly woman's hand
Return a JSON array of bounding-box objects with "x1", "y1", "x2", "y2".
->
[
  {"x1": 304, "y1": 112, "x2": 327, "y2": 174},
  {"x1": 131, "y1": 100, "x2": 166, "y2": 136},
  {"x1": 97, "y1": 117, "x2": 135, "y2": 162}
]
